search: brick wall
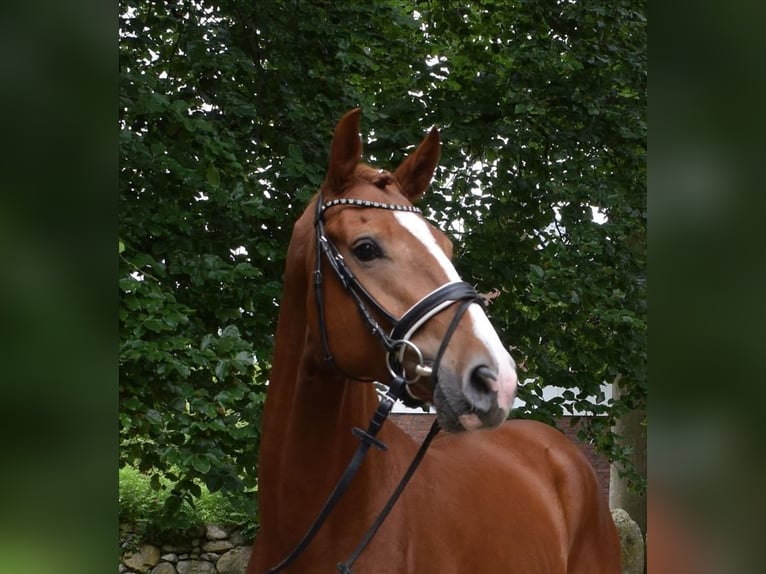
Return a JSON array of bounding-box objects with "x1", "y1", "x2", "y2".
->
[
  {"x1": 390, "y1": 413, "x2": 610, "y2": 501},
  {"x1": 556, "y1": 416, "x2": 611, "y2": 501}
]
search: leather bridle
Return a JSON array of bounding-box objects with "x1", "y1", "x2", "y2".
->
[
  {"x1": 267, "y1": 195, "x2": 484, "y2": 573},
  {"x1": 313, "y1": 195, "x2": 481, "y2": 390}
]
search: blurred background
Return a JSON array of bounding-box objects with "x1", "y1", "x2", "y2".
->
[{"x1": 1, "y1": 0, "x2": 764, "y2": 572}]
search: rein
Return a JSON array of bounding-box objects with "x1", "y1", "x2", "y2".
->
[{"x1": 267, "y1": 195, "x2": 482, "y2": 573}]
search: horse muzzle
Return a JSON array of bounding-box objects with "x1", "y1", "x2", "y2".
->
[{"x1": 432, "y1": 354, "x2": 517, "y2": 432}]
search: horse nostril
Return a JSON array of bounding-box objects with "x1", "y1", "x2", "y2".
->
[{"x1": 465, "y1": 365, "x2": 498, "y2": 413}]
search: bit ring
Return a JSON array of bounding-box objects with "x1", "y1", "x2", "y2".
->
[{"x1": 386, "y1": 339, "x2": 432, "y2": 383}]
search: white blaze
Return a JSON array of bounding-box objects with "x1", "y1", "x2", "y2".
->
[
  {"x1": 394, "y1": 212, "x2": 517, "y2": 410},
  {"x1": 393, "y1": 212, "x2": 461, "y2": 283}
]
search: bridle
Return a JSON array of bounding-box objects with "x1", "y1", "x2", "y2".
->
[
  {"x1": 267, "y1": 194, "x2": 484, "y2": 573},
  {"x1": 313, "y1": 195, "x2": 481, "y2": 390}
]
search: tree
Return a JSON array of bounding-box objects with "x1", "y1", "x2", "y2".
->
[
  {"x1": 119, "y1": 0, "x2": 273, "y2": 518},
  {"x1": 119, "y1": 0, "x2": 645, "y2": 523},
  {"x1": 414, "y1": 0, "x2": 647, "y2": 495}
]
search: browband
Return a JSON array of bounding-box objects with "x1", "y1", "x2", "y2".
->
[{"x1": 319, "y1": 197, "x2": 422, "y2": 217}]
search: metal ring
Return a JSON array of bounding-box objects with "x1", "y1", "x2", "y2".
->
[{"x1": 386, "y1": 339, "x2": 431, "y2": 383}]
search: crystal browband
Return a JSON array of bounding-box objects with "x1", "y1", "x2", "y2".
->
[{"x1": 320, "y1": 197, "x2": 422, "y2": 216}]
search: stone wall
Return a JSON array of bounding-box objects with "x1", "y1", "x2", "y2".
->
[
  {"x1": 120, "y1": 524, "x2": 253, "y2": 574},
  {"x1": 121, "y1": 512, "x2": 644, "y2": 574}
]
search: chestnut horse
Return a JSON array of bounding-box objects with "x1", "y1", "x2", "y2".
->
[{"x1": 247, "y1": 109, "x2": 620, "y2": 573}]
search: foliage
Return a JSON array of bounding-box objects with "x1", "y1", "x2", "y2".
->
[
  {"x1": 119, "y1": 0, "x2": 646, "y2": 527},
  {"x1": 119, "y1": 465, "x2": 256, "y2": 543},
  {"x1": 417, "y1": 0, "x2": 647, "y2": 492},
  {"x1": 118, "y1": 0, "x2": 273, "y2": 523},
  {"x1": 418, "y1": 0, "x2": 646, "y2": 492}
]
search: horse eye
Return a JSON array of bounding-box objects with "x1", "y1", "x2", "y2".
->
[{"x1": 352, "y1": 240, "x2": 382, "y2": 262}]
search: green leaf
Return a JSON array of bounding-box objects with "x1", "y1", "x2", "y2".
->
[
  {"x1": 214, "y1": 360, "x2": 228, "y2": 381},
  {"x1": 145, "y1": 409, "x2": 163, "y2": 425},
  {"x1": 190, "y1": 456, "x2": 211, "y2": 474},
  {"x1": 206, "y1": 164, "x2": 221, "y2": 188},
  {"x1": 570, "y1": 291, "x2": 580, "y2": 304}
]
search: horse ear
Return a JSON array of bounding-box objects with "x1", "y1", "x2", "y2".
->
[
  {"x1": 394, "y1": 127, "x2": 441, "y2": 202},
  {"x1": 323, "y1": 108, "x2": 363, "y2": 196}
]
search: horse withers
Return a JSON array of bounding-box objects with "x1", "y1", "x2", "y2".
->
[{"x1": 247, "y1": 109, "x2": 621, "y2": 573}]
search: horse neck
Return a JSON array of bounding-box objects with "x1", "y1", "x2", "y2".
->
[
  {"x1": 257, "y1": 225, "x2": 412, "y2": 547},
  {"x1": 258, "y1": 307, "x2": 401, "y2": 549},
  {"x1": 260, "y1": 326, "x2": 383, "y2": 485},
  {"x1": 258, "y1": 215, "x2": 380, "y2": 481}
]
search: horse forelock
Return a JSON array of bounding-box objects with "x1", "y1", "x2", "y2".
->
[
  {"x1": 322, "y1": 163, "x2": 411, "y2": 203},
  {"x1": 356, "y1": 164, "x2": 391, "y2": 185}
]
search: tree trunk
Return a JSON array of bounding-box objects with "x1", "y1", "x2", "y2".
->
[{"x1": 609, "y1": 380, "x2": 647, "y2": 535}]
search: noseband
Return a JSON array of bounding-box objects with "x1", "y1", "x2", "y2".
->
[{"x1": 268, "y1": 195, "x2": 483, "y2": 574}]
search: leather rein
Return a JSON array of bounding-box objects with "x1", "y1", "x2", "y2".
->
[{"x1": 267, "y1": 195, "x2": 483, "y2": 573}]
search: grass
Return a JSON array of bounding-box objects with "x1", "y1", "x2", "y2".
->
[{"x1": 119, "y1": 465, "x2": 257, "y2": 544}]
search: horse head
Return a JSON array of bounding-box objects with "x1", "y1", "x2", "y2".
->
[{"x1": 305, "y1": 108, "x2": 517, "y2": 432}]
